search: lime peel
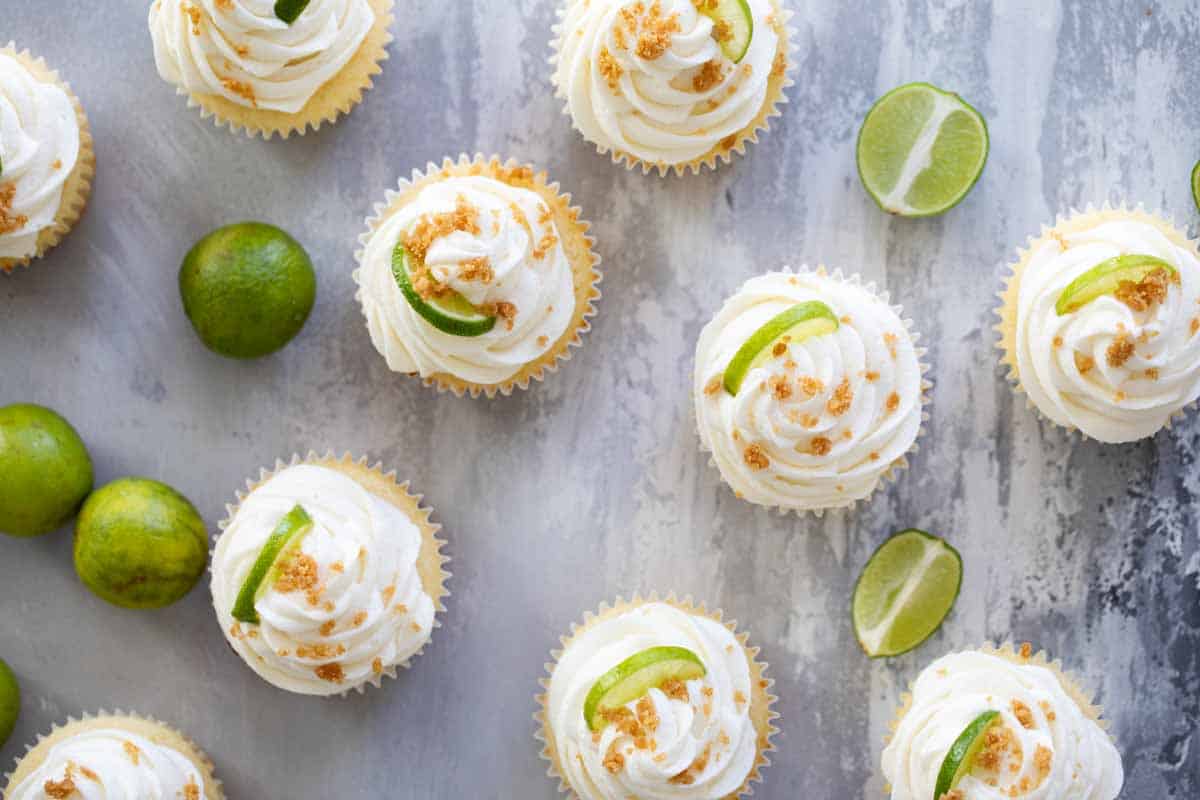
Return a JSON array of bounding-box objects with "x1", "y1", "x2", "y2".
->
[
  {"x1": 1054, "y1": 254, "x2": 1176, "y2": 316},
  {"x1": 722, "y1": 301, "x2": 839, "y2": 395},
  {"x1": 583, "y1": 646, "x2": 707, "y2": 732},
  {"x1": 231, "y1": 504, "x2": 314, "y2": 625},
  {"x1": 391, "y1": 244, "x2": 497, "y2": 337},
  {"x1": 1191, "y1": 160, "x2": 1199, "y2": 214},
  {"x1": 933, "y1": 710, "x2": 1001, "y2": 800}
]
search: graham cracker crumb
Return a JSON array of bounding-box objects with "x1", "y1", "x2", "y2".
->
[
  {"x1": 315, "y1": 663, "x2": 345, "y2": 683},
  {"x1": 1105, "y1": 332, "x2": 1135, "y2": 368},
  {"x1": 51, "y1": 159, "x2": 62, "y2": 170},
  {"x1": 1011, "y1": 698, "x2": 1035, "y2": 728},
  {"x1": 402, "y1": 194, "x2": 481, "y2": 298},
  {"x1": 78, "y1": 766, "x2": 98, "y2": 782},
  {"x1": 603, "y1": 741, "x2": 626, "y2": 773},
  {"x1": 1191, "y1": 317, "x2": 1199, "y2": 336},
  {"x1": 826, "y1": 378, "x2": 853, "y2": 416},
  {"x1": 220, "y1": 76, "x2": 256, "y2": 107},
  {"x1": 1145, "y1": 366, "x2": 1160, "y2": 380},
  {"x1": 799, "y1": 376, "x2": 824, "y2": 397},
  {"x1": 1074, "y1": 352, "x2": 1095, "y2": 375},
  {"x1": 864, "y1": 370, "x2": 880, "y2": 382},
  {"x1": 1038, "y1": 700, "x2": 1056, "y2": 721},
  {"x1": 182, "y1": 2, "x2": 203, "y2": 34},
  {"x1": 669, "y1": 744, "x2": 711, "y2": 785},
  {"x1": 661, "y1": 678, "x2": 689, "y2": 701},
  {"x1": 693, "y1": 60, "x2": 724, "y2": 92},
  {"x1": 275, "y1": 553, "x2": 319, "y2": 594},
  {"x1": 1114, "y1": 267, "x2": 1173, "y2": 312},
  {"x1": 1053, "y1": 336, "x2": 1063, "y2": 348},
  {"x1": 743, "y1": 443, "x2": 770, "y2": 470},
  {"x1": 43, "y1": 776, "x2": 77, "y2": 799},
  {"x1": 769, "y1": 374, "x2": 793, "y2": 400},
  {"x1": 319, "y1": 620, "x2": 336, "y2": 637},
  {"x1": 459, "y1": 256, "x2": 493, "y2": 283},
  {"x1": 636, "y1": 695, "x2": 660, "y2": 734},
  {"x1": 1019, "y1": 642, "x2": 1033, "y2": 660},
  {"x1": 372, "y1": 657, "x2": 383, "y2": 675},
  {"x1": 636, "y1": 2, "x2": 681, "y2": 60},
  {"x1": 598, "y1": 47, "x2": 623, "y2": 91},
  {"x1": 885, "y1": 391, "x2": 900, "y2": 414},
  {"x1": 330, "y1": 561, "x2": 344, "y2": 573},
  {"x1": 123, "y1": 740, "x2": 140, "y2": 764},
  {"x1": 704, "y1": 375, "x2": 724, "y2": 395},
  {"x1": 809, "y1": 437, "x2": 832, "y2": 456},
  {"x1": 884, "y1": 332, "x2": 899, "y2": 359},
  {"x1": 0, "y1": 184, "x2": 29, "y2": 236}
]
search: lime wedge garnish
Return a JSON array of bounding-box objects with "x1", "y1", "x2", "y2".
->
[
  {"x1": 274, "y1": 0, "x2": 311, "y2": 24},
  {"x1": 722, "y1": 301, "x2": 839, "y2": 395},
  {"x1": 1191, "y1": 160, "x2": 1199, "y2": 214},
  {"x1": 852, "y1": 529, "x2": 962, "y2": 658},
  {"x1": 697, "y1": 0, "x2": 754, "y2": 63},
  {"x1": 1055, "y1": 254, "x2": 1177, "y2": 316},
  {"x1": 933, "y1": 710, "x2": 1001, "y2": 800},
  {"x1": 391, "y1": 244, "x2": 497, "y2": 338},
  {"x1": 231, "y1": 504, "x2": 313, "y2": 624},
  {"x1": 583, "y1": 646, "x2": 707, "y2": 732},
  {"x1": 857, "y1": 83, "x2": 989, "y2": 218}
]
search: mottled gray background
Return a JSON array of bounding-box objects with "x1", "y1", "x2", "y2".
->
[{"x1": 1, "y1": 0, "x2": 1198, "y2": 797}]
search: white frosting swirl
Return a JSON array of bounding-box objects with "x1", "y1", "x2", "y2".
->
[
  {"x1": 10, "y1": 728, "x2": 205, "y2": 800},
  {"x1": 0, "y1": 52, "x2": 80, "y2": 260},
  {"x1": 694, "y1": 271, "x2": 923, "y2": 512},
  {"x1": 148, "y1": 0, "x2": 374, "y2": 114},
  {"x1": 1014, "y1": 218, "x2": 1200, "y2": 443},
  {"x1": 553, "y1": 0, "x2": 781, "y2": 167},
  {"x1": 358, "y1": 175, "x2": 576, "y2": 385},
  {"x1": 212, "y1": 464, "x2": 435, "y2": 695},
  {"x1": 547, "y1": 603, "x2": 758, "y2": 800},
  {"x1": 882, "y1": 650, "x2": 1123, "y2": 800}
]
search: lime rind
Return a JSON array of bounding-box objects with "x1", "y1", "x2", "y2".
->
[
  {"x1": 231, "y1": 504, "x2": 314, "y2": 625},
  {"x1": 722, "y1": 301, "x2": 839, "y2": 395},
  {"x1": 697, "y1": 0, "x2": 754, "y2": 63},
  {"x1": 584, "y1": 646, "x2": 707, "y2": 732},
  {"x1": 391, "y1": 244, "x2": 497, "y2": 338},
  {"x1": 1191, "y1": 160, "x2": 1199, "y2": 214},
  {"x1": 274, "y1": 0, "x2": 311, "y2": 24},
  {"x1": 1054, "y1": 254, "x2": 1176, "y2": 316},
  {"x1": 933, "y1": 710, "x2": 1001, "y2": 800}
]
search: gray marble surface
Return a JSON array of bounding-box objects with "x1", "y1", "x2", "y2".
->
[{"x1": 1, "y1": 0, "x2": 1198, "y2": 797}]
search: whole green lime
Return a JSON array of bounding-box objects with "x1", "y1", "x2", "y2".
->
[
  {"x1": 74, "y1": 478, "x2": 208, "y2": 609},
  {"x1": 0, "y1": 657, "x2": 18, "y2": 749},
  {"x1": 0, "y1": 404, "x2": 93, "y2": 537},
  {"x1": 179, "y1": 221, "x2": 316, "y2": 359}
]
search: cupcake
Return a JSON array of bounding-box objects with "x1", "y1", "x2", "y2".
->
[
  {"x1": 997, "y1": 207, "x2": 1200, "y2": 443},
  {"x1": 882, "y1": 644, "x2": 1123, "y2": 800},
  {"x1": 0, "y1": 44, "x2": 94, "y2": 273},
  {"x1": 550, "y1": 0, "x2": 793, "y2": 175},
  {"x1": 147, "y1": 0, "x2": 394, "y2": 138},
  {"x1": 693, "y1": 268, "x2": 927, "y2": 514},
  {"x1": 3, "y1": 712, "x2": 222, "y2": 799},
  {"x1": 537, "y1": 597, "x2": 777, "y2": 800},
  {"x1": 210, "y1": 453, "x2": 449, "y2": 696},
  {"x1": 354, "y1": 155, "x2": 601, "y2": 398}
]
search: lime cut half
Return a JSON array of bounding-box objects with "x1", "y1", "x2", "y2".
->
[
  {"x1": 231, "y1": 504, "x2": 314, "y2": 625},
  {"x1": 274, "y1": 0, "x2": 311, "y2": 24},
  {"x1": 722, "y1": 301, "x2": 839, "y2": 395},
  {"x1": 1191, "y1": 160, "x2": 1199, "y2": 214},
  {"x1": 583, "y1": 646, "x2": 707, "y2": 732},
  {"x1": 857, "y1": 82, "x2": 989, "y2": 217},
  {"x1": 1055, "y1": 254, "x2": 1177, "y2": 316},
  {"x1": 697, "y1": 0, "x2": 754, "y2": 63},
  {"x1": 933, "y1": 710, "x2": 1001, "y2": 800},
  {"x1": 852, "y1": 529, "x2": 962, "y2": 658},
  {"x1": 391, "y1": 244, "x2": 497, "y2": 338}
]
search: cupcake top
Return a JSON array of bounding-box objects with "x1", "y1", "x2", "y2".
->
[
  {"x1": 882, "y1": 649, "x2": 1123, "y2": 800},
  {"x1": 547, "y1": 603, "x2": 758, "y2": 800},
  {"x1": 552, "y1": 0, "x2": 783, "y2": 168},
  {"x1": 0, "y1": 51, "x2": 81, "y2": 261},
  {"x1": 212, "y1": 463, "x2": 435, "y2": 695},
  {"x1": 8, "y1": 728, "x2": 206, "y2": 799},
  {"x1": 1014, "y1": 215, "x2": 1200, "y2": 442},
  {"x1": 148, "y1": 0, "x2": 375, "y2": 114},
  {"x1": 358, "y1": 171, "x2": 576, "y2": 385},
  {"x1": 694, "y1": 270, "x2": 924, "y2": 512}
]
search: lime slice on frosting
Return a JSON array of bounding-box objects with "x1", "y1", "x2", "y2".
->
[
  {"x1": 274, "y1": 0, "x2": 311, "y2": 24},
  {"x1": 1192, "y1": 160, "x2": 1199, "y2": 214},
  {"x1": 697, "y1": 0, "x2": 754, "y2": 63},
  {"x1": 583, "y1": 646, "x2": 707, "y2": 732},
  {"x1": 231, "y1": 504, "x2": 314, "y2": 625},
  {"x1": 1055, "y1": 254, "x2": 1177, "y2": 316},
  {"x1": 391, "y1": 244, "x2": 496, "y2": 338},
  {"x1": 722, "y1": 301, "x2": 839, "y2": 396},
  {"x1": 933, "y1": 710, "x2": 1001, "y2": 800}
]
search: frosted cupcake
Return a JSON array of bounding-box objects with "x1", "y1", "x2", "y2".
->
[
  {"x1": 355, "y1": 155, "x2": 601, "y2": 397},
  {"x1": 148, "y1": 0, "x2": 394, "y2": 138},
  {"x1": 694, "y1": 268, "x2": 927, "y2": 513},
  {"x1": 997, "y1": 207, "x2": 1200, "y2": 443},
  {"x1": 0, "y1": 45, "x2": 94, "y2": 272},
  {"x1": 211, "y1": 454, "x2": 449, "y2": 695},
  {"x1": 882, "y1": 644, "x2": 1123, "y2": 800},
  {"x1": 538, "y1": 597, "x2": 777, "y2": 800},
  {"x1": 4, "y1": 713, "x2": 222, "y2": 799},
  {"x1": 551, "y1": 0, "x2": 792, "y2": 174}
]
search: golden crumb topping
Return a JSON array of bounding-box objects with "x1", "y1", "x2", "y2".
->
[
  {"x1": 883, "y1": 332, "x2": 899, "y2": 359},
  {"x1": 1074, "y1": 352, "x2": 1096, "y2": 375},
  {"x1": 809, "y1": 436, "x2": 832, "y2": 456},
  {"x1": 275, "y1": 553, "x2": 319, "y2": 594},
  {"x1": 220, "y1": 76, "x2": 256, "y2": 107},
  {"x1": 603, "y1": 741, "x2": 626, "y2": 774},
  {"x1": 1113, "y1": 267, "x2": 1173, "y2": 312},
  {"x1": 692, "y1": 60, "x2": 724, "y2": 92},
  {"x1": 798, "y1": 376, "x2": 824, "y2": 397},
  {"x1": 183, "y1": 778, "x2": 201, "y2": 800},
  {"x1": 401, "y1": 194, "x2": 482, "y2": 301},
  {"x1": 181, "y1": 2, "x2": 203, "y2": 34},
  {"x1": 705, "y1": 375, "x2": 724, "y2": 395},
  {"x1": 1011, "y1": 698, "x2": 1035, "y2": 729},
  {"x1": 661, "y1": 678, "x2": 689, "y2": 701},
  {"x1": 484, "y1": 300, "x2": 518, "y2": 331},
  {"x1": 598, "y1": 47, "x2": 623, "y2": 91},
  {"x1": 1019, "y1": 642, "x2": 1033, "y2": 660},
  {"x1": 319, "y1": 620, "x2": 336, "y2": 637},
  {"x1": 743, "y1": 443, "x2": 770, "y2": 470},
  {"x1": 78, "y1": 766, "x2": 98, "y2": 782},
  {"x1": 636, "y1": 2, "x2": 682, "y2": 60},
  {"x1": 458, "y1": 257, "x2": 493, "y2": 283},
  {"x1": 1105, "y1": 332, "x2": 1135, "y2": 368},
  {"x1": 123, "y1": 740, "x2": 140, "y2": 765},
  {"x1": 668, "y1": 744, "x2": 711, "y2": 785},
  {"x1": 372, "y1": 657, "x2": 383, "y2": 675},
  {"x1": 768, "y1": 374, "x2": 793, "y2": 400},
  {"x1": 315, "y1": 663, "x2": 344, "y2": 683},
  {"x1": 635, "y1": 695, "x2": 660, "y2": 734},
  {"x1": 826, "y1": 378, "x2": 853, "y2": 416},
  {"x1": 0, "y1": 184, "x2": 29, "y2": 236},
  {"x1": 352, "y1": 610, "x2": 368, "y2": 627},
  {"x1": 43, "y1": 776, "x2": 77, "y2": 799},
  {"x1": 885, "y1": 391, "x2": 900, "y2": 414}
]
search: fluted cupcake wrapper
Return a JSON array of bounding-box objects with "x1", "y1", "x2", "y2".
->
[
  {"x1": 534, "y1": 593, "x2": 779, "y2": 800},
  {"x1": 3, "y1": 710, "x2": 224, "y2": 799},
  {"x1": 693, "y1": 265, "x2": 933, "y2": 517},
  {"x1": 0, "y1": 44, "x2": 95, "y2": 273},
  {"x1": 210, "y1": 451, "x2": 451, "y2": 698},
  {"x1": 353, "y1": 153, "x2": 603, "y2": 398}
]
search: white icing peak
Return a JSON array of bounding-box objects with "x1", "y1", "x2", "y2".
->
[
  {"x1": 148, "y1": 0, "x2": 374, "y2": 114},
  {"x1": 553, "y1": 0, "x2": 781, "y2": 167},
  {"x1": 0, "y1": 52, "x2": 80, "y2": 260},
  {"x1": 694, "y1": 270, "x2": 924, "y2": 512},
  {"x1": 211, "y1": 464, "x2": 435, "y2": 695},
  {"x1": 547, "y1": 603, "x2": 758, "y2": 800}
]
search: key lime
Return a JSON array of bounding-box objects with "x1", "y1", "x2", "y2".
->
[
  {"x1": 231, "y1": 504, "x2": 314, "y2": 624},
  {"x1": 0, "y1": 657, "x2": 18, "y2": 749},
  {"x1": 392, "y1": 244, "x2": 496, "y2": 337},
  {"x1": 180, "y1": 222, "x2": 316, "y2": 359},
  {"x1": 0, "y1": 403, "x2": 93, "y2": 538},
  {"x1": 1056, "y1": 254, "x2": 1177, "y2": 315},
  {"x1": 723, "y1": 301, "x2": 839, "y2": 395},
  {"x1": 1191, "y1": 160, "x2": 1199, "y2": 214},
  {"x1": 852, "y1": 529, "x2": 962, "y2": 658},
  {"x1": 933, "y1": 710, "x2": 1001, "y2": 800},
  {"x1": 584, "y1": 646, "x2": 707, "y2": 731},
  {"x1": 697, "y1": 0, "x2": 754, "y2": 63},
  {"x1": 74, "y1": 478, "x2": 208, "y2": 609},
  {"x1": 274, "y1": 0, "x2": 311, "y2": 24},
  {"x1": 857, "y1": 82, "x2": 989, "y2": 217}
]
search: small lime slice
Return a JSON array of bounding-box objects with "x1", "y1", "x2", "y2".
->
[
  {"x1": 583, "y1": 646, "x2": 707, "y2": 732},
  {"x1": 722, "y1": 301, "x2": 839, "y2": 395},
  {"x1": 857, "y1": 83, "x2": 989, "y2": 218},
  {"x1": 933, "y1": 710, "x2": 1001, "y2": 800},
  {"x1": 697, "y1": 0, "x2": 754, "y2": 63},
  {"x1": 852, "y1": 529, "x2": 962, "y2": 658},
  {"x1": 231, "y1": 504, "x2": 314, "y2": 625},
  {"x1": 1055, "y1": 254, "x2": 1177, "y2": 316},
  {"x1": 391, "y1": 244, "x2": 497, "y2": 338},
  {"x1": 1191, "y1": 161, "x2": 1199, "y2": 214},
  {"x1": 274, "y1": 0, "x2": 311, "y2": 24}
]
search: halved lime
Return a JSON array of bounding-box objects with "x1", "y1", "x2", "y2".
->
[
  {"x1": 274, "y1": 0, "x2": 311, "y2": 24},
  {"x1": 583, "y1": 646, "x2": 706, "y2": 731},
  {"x1": 698, "y1": 0, "x2": 754, "y2": 63},
  {"x1": 231, "y1": 504, "x2": 314, "y2": 625},
  {"x1": 852, "y1": 529, "x2": 962, "y2": 658},
  {"x1": 1191, "y1": 161, "x2": 1199, "y2": 214},
  {"x1": 723, "y1": 301, "x2": 839, "y2": 395},
  {"x1": 391, "y1": 244, "x2": 496, "y2": 338},
  {"x1": 857, "y1": 83, "x2": 989, "y2": 217},
  {"x1": 933, "y1": 710, "x2": 1001, "y2": 800},
  {"x1": 1055, "y1": 254, "x2": 1176, "y2": 316}
]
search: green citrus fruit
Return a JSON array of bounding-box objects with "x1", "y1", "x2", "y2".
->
[
  {"x1": 1055, "y1": 254, "x2": 1176, "y2": 316},
  {"x1": 74, "y1": 478, "x2": 208, "y2": 609},
  {"x1": 0, "y1": 404, "x2": 93, "y2": 537},
  {"x1": 231, "y1": 504, "x2": 313, "y2": 624},
  {"x1": 1191, "y1": 160, "x2": 1199, "y2": 214},
  {"x1": 722, "y1": 301, "x2": 839, "y2": 395},
  {"x1": 392, "y1": 244, "x2": 496, "y2": 337},
  {"x1": 934, "y1": 710, "x2": 1001, "y2": 799},
  {"x1": 0, "y1": 657, "x2": 18, "y2": 749},
  {"x1": 179, "y1": 222, "x2": 316, "y2": 359},
  {"x1": 584, "y1": 646, "x2": 707, "y2": 731}
]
